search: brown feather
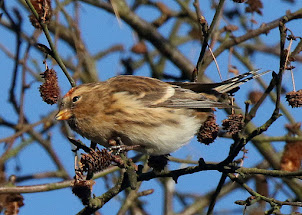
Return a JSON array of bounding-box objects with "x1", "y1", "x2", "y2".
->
[{"x1": 105, "y1": 75, "x2": 230, "y2": 109}]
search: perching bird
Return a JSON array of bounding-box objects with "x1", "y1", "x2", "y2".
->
[{"x1": 56, "y1": 70, "x2": 268, "y2": 155}]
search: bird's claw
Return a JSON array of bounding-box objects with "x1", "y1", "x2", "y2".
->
[{"x1": 108, "y1": 145, "x2": 140, "y2": 155}]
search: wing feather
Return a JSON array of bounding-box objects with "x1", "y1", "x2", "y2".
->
[
  {"x1": 107, "y1": 75, "x2": 176, "y2": 105},
  {"x1": 106, "y1": 75, "x2": 231, "y2": 109}
]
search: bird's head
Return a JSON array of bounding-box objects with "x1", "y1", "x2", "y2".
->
[
  {"x1": 56, "y1": 83, "x2": 102, "y2": 122},
  {"x1": 55, "y1": 87, "x2": 82, "y2": 121}
]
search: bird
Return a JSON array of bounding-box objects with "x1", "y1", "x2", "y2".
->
[{"x1": 56, "y1": 70, "x2": 269, "y2": 155}]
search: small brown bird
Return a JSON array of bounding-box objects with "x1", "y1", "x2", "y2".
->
[{"x1": 56, "y1": 70, "x2": 268, "y2": 155}]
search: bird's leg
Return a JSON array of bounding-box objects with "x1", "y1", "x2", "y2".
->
[
  {"x1": 108, "y1": 137, "x2": 140, "y2": 155},
  {"x1": 108, "y1": 145, "x2": 141, "y2": 154},
  {"x1": 107, "y1": 137, "x2": 123, "y2": 155},
  {"x1": 107, "y1": 137, "x2": 139, "y2": 172}
]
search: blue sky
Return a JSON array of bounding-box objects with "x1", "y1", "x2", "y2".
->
[{"x1": 0, "y1": 0, "x2": 302, "y2": 214}]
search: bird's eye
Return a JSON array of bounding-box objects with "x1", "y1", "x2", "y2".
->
[{"x1": 72, "y1": 96, "x2": 80, "y2": 103}]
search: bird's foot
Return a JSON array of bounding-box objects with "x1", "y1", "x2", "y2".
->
[{"x1": 108, "y1": 144, "x2": 140, "y2": 155}]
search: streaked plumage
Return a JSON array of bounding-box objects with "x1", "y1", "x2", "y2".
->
[{"x1": 56, "y1": 70, "x2": 268, "y2": 155}]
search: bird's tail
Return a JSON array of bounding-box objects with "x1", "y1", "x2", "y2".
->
[
  {"x1": 214, "y1": 69, "x2": 270, "y2": 93},
  {"x1": 169, "y1": 69, "x2": 270, "y2": 94}
]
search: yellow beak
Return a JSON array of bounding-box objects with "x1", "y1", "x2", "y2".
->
[{"x1": 55, "y1": 109, "x2": 72, "y2": 120}]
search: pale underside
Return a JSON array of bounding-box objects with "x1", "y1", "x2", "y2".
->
[{"x1": 69, "y1": 91, "x2": 209, "y2": 155}]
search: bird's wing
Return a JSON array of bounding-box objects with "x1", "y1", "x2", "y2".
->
[
  {"x1": 107, "y1": 75, "x2": 231, "y2": 109},
  {"x1": 107, "y1": 75, "x2": 174, "y2": 104}
]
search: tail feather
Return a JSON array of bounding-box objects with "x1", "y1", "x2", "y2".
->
[
  {"x1": 169, "y1": 69, "x2": 270, "y2": 94},
  {"x1": 215, "y1": 69, "x2": 270, "y2": 93}
]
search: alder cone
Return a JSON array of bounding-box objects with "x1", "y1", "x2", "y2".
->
[
  {"x1": 286, "y1": 90, "x2": 302, "y2": 108},
  {"x1": 29, "y1": 0, "x2": 52, "y2": 28},
  {"x1": 222, "y1": 114, "x2": 244, "y2": 135},
  {"x1": 39, "y1": 68, "x2": 60, "y2": 105},
  {"x1": 197, "y1": 115, "x2": 219, "y2": 145},
  {"x1": 280, "y1": 141, "x2": 302, "y2": 172}
]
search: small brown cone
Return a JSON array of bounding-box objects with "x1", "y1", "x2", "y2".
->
[
  {"x1": 222, "y1": 114, "x2": 244, "y2": 135},
  {"x1": 280, "y1": 123, "x2": 302, "y2": 171},
  {"x1": 80, "y1": 148, "x2": 112, "y2": 174},
  {"x1": 72, "y1": 179, "x2": 95, "y2": 205},
  {"x1": 280, "y1": 141, "x2": 302, "y2": 171},
  {"x1": 197, "y1": 115, "x2": 219, "y2": 145},
  {"x1": 245, "y1": 0, "x2": 263, "y2": 15},
  {"x1": 39, "y1": 68, "x2": 60, "y2": 105},
  {"x1": 286, "y1": 89, "x2": 302, "y2": 108},
  {"x1": 29, "y1": 0, "x2": 52, "y2": 28},
  {"x1": 2, "y1": 194, "x2": 24, "y2": 215}
]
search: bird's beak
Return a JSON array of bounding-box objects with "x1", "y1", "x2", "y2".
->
[{"x1": 55, "y1": 109, "x2": 72, "y2": 120}]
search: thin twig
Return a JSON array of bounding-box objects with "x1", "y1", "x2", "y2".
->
[{"x1": 24, "y1": 0, "x2": 76, "y2": 87}]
